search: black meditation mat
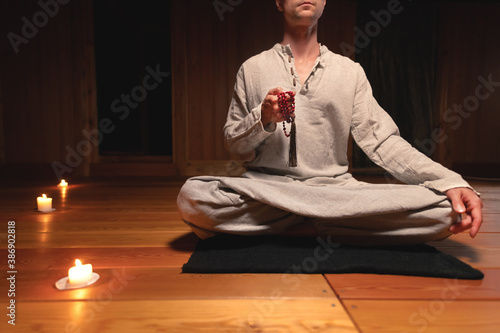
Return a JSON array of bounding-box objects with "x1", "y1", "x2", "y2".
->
[{"x1": 182, "y1": 234, "x2": 484, "y2": 279}]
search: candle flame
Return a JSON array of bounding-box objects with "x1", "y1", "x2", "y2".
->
[
  {"x1": 42, "y1": 194, "x2": 47, "y2": 199},
  {"x1": 75, "y1": 259, "x2": 82, "y2": 266}
]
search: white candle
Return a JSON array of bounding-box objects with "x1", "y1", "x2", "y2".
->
[
  {"x1": 68, "y1": 259, "x2": 93, "y2": 285},
  {"x1": 58, "y1": 179, "x2": 68, "y2": 187},
  {"x1": 37, "y1": 194, "x2": 52, "y2": 212}
]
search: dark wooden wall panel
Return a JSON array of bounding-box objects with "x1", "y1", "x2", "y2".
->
[
  {"x1": 0, "y1": 77, "x2": 3, "y2": 163},
  {"x1": 0, "y1": 0, "x2": 97, "y2": 179},
  {"x1": 436, "y1": 3, "x2": 500, "y2": 177}
]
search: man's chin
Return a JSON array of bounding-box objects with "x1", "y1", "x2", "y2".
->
[{"x1": 293, "y1": 12, "x2": 320, "y2": 24}]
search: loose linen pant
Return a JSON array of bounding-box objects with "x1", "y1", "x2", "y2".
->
[{"x1": 176, "y1": 172, "x2": 457, "y2": 245}]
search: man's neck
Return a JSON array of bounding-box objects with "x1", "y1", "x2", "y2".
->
[{"x1": 281, "y1": 22, "x2": 319, "y2": 59}]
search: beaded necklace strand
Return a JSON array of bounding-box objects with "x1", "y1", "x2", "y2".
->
[
  {"x1": 278, "y1": 91, "x2": 295, "y2": 137},
  {"x1": 277, "y1": 91, "x2": 297, "y2": 167}
]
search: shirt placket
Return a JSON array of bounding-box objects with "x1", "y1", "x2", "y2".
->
[{"x1": 281, "y1": 45, "x2": 322, "y2": 94}]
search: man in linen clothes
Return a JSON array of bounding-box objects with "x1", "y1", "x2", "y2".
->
[{"x1": 176, "y1": 0, "x2": 483, "y2": 245}]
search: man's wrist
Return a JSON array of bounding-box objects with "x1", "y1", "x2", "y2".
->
[
  {"x1": 445, "y1": 186, "x2": 481, "y2": 197},
  {"x1": 262, "y1": 121, "x2": 277, "y2": 133}
]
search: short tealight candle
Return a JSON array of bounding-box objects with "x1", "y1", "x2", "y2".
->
[
  {"x1": 37, "y1": 194, "x2": 52, "y2": 212},
  {"x1": 58, "y1": 179, "x2": 68, "y2": 187},
  {"x1": 68, "y1": 259, "x2": 93, "y2": 285}
]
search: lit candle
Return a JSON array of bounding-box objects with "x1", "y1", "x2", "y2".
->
[
  {"x1": 37, "y1": 194, "x2": 52, "y2": 212},
  {"x1": 68, "y1": 259, "x2": 93, "y2": 285},
  {"x1": 58, "y1": 179, "x2": 68, "y2": 187}
]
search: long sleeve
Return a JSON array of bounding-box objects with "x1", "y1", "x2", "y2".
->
[
  {"x1": 223, "y1": 65, "x2": 275, "y2": 156},
  {"x1": 350, "y1": 64, "x2": 472, "y2": 193}
]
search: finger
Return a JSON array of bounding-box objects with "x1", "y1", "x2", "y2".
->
[
  {"x1": 449, "y1": 214, "x2": 472, "y2": 234},
  {"x1": 270, "y1": 102, "x2": 285, "y2": 122},
  {"x1": 284, "y1": 91, "x2": 295, "y2": 102},
  {"x1": 449, "y1": 205, "x2": 482, "y2": 236},
  {"x1": 469, "y1": 205, "x2": 483, "y2": 238},
  {"x1": 447, "y1": 190, "x2": 466, "y2": 214},
  {"x1": 463, "y1": 191, "x2": 483, "y2": 238},
  {"x1": 272, "y1": 99, "x2": 281, "y2": 112}
]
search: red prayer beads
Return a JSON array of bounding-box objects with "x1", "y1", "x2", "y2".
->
[{"x1": 277, "y1": 91, "x2": 295, "y2": 137}]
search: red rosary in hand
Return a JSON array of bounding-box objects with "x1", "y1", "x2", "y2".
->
[
  {"x1": 277, "y1": 91, "x2": 297, "y2": 167},
  {"x1": 277, "y1": 91, "x2": 295, "y2": 137}
]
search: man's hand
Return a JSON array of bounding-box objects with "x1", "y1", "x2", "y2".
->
[
  {"x1": 261, "y1": 88, "x2": 295, "y2": 126},
  {"x1": 446, "y1": 187, "x2": 483, "y2": 238}
]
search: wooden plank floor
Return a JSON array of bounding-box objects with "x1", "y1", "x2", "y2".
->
[{"x1": 0, "y1": 176, "x2": 498, "y2": 332}]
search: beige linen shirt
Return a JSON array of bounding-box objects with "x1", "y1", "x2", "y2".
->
[{"x1": 223, "y1": 43, "x2": 471, "y2": 193}]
